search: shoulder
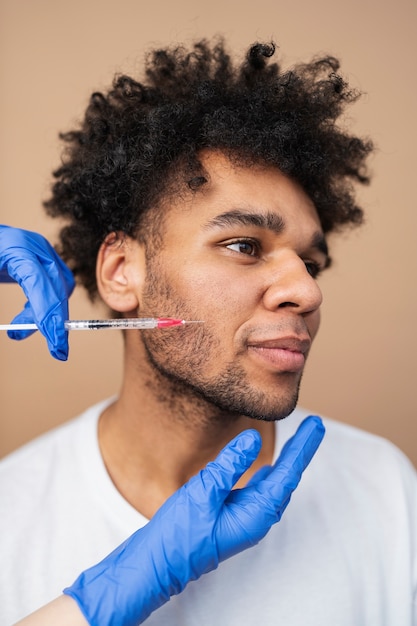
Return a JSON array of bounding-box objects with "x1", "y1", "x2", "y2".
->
[
  {"x1": 324, "y1": 414, "x2": 415, "y2": 478},
  {"x1": 285, "y1": 407, "x2": 417, "y2": 508},
  {"x1": 0, "y1": 399, "x2": 112, "y2": 503},
  {"x1": 289, "y1": 406, "x2": 415, "y2": 467}
]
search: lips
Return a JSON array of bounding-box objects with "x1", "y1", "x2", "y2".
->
[{"x1": 246, "y1": 336, "x2": 311, "y2": 372}]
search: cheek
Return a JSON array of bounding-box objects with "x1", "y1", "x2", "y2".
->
[{"x1": 181, "y1": 269, "x2": 258, "y2": 321}]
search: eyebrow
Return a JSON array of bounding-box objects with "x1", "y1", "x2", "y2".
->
[
  {"x1": 203, "y1": 210, "x2": 285, "y2": 234},
  {"x1": 204, "y1": 209, "x2": 330, "y2": 264}
]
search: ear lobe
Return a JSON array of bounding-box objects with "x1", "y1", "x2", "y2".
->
[{"x1": 96, "y1": 233, "x2": 146, "y2": 313}]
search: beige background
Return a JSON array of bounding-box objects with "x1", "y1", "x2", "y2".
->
[{"x1": 0, "y1": 0, "x2": 416, "y2": 466}]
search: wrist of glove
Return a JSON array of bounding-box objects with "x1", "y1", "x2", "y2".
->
[
  {"x1": 0, "y1": 225, "x2": 75, "y2": 360},
  {"x1": 64, "y1": 415, "x2": 325, "y2": 626}
]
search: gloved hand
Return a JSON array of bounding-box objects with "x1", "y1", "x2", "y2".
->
[
  {"x1": 64, "y1": 415, "x2": 325, "y2": 626},
  {"x1": 0, "y1": 225, "x2": 75, "y2": 360}
]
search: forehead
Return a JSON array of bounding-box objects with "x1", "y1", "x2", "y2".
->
[{"x1": 159, "y1": 150, "x2": 324, "y2": 241}]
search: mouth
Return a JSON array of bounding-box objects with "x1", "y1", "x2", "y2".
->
[{"x1": 246, "y1": 336, "x2": 311, "y2": 373}]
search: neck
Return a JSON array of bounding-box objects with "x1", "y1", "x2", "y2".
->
[{"x1": 98, "y1": 341, "x2": 276, "y2": 519}]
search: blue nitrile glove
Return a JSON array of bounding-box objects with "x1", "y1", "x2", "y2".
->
[
  {"x1": 0, "y1": 225, "x2": 75, "y2": 360},
  {"x1": 64, "y1": 415, "x2": 325, "y2": 626}
]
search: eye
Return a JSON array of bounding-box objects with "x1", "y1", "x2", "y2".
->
[
  {"x1": 304, "y1": 260, "x2": 322, "y2": 279},
  {"x1": 225, "y1": 239, "x2": 260, "y2": 256}
]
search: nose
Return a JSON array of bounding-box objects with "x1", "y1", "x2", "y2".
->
[{"x1": 262, "y1": 253, "x2": 323, "y2": 315}]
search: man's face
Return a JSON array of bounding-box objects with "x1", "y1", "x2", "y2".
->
[{"x1": 135, "y1": 151, "x2": 328, "y2": 422}]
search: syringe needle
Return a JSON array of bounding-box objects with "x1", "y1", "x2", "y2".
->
[{"x1": 0, "y1": 318, "x2": 203, "y2": 331}]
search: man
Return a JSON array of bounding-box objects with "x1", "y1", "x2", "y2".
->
[{"x1": 1, "y1": 40, "x2": 416, "y2": 625}]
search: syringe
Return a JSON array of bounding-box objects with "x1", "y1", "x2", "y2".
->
[{"x1": 0, "y1": 318, "x2": 202, "y2": 331}]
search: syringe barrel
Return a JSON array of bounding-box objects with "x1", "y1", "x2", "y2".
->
[{"x1": 64, "y1": 318, "x2": 158, "y2": 330}]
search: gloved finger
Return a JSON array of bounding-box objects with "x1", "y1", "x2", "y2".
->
[
  {"x1": 254, "y1": 416, "x2": 325, "y2": 510},
  {"x1": 215, "y1": 416, "x2": 325, "y2": 559},
  {"x1": 1, "y1": 234, "x2": 74, "y2": 360},
  {"x1": 239, "y1": 417, "x2": 324, "y2": 493},
  {"x1": 8, "y1": 277, "x2": 70, "y2": 361},
  {"x1": 8, "y1": 298, "x2": 70, "y2": 359},
  {"x1": 0, "y1": 267, "x2": 15, "y2": 282},
  {"x1": 4, "y1": 247, "x2": 74, "y2": 301},
  {"x1": 7, "y1": 301, "x2": 37, "y2": 340},
  {"x1": 0, "y1": 226, "x2": 75, "y2": 302},
  {"x1": 187, "y1": 429, "x2": 262, "y2": 508},
  {"x1": 275, "y1": 416, "x2": 325, "y2": 475}
]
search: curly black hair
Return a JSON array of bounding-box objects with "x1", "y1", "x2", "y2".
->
[{"x1": 44, "y1": 39, "x2": 373, "y2": 300}]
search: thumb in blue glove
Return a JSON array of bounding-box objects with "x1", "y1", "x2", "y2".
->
[
  {"x1": 0, "y1": 225, "x2": 75, "y2": 360},
  {"x1": 64, "y1": 415, "x2": 325, "y2": 626}
]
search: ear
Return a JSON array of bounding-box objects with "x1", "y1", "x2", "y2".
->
[{"x1": 96, "y1": 232, "x2": 146, "y2": 313}]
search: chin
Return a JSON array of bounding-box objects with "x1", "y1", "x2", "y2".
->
[{"x1": 210, "y1": 385, "x2": 300, "y2": 423}]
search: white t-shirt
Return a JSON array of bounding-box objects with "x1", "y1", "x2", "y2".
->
[{"x1": 1, "y1": 400, "x2": 416, "y2": 625}]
